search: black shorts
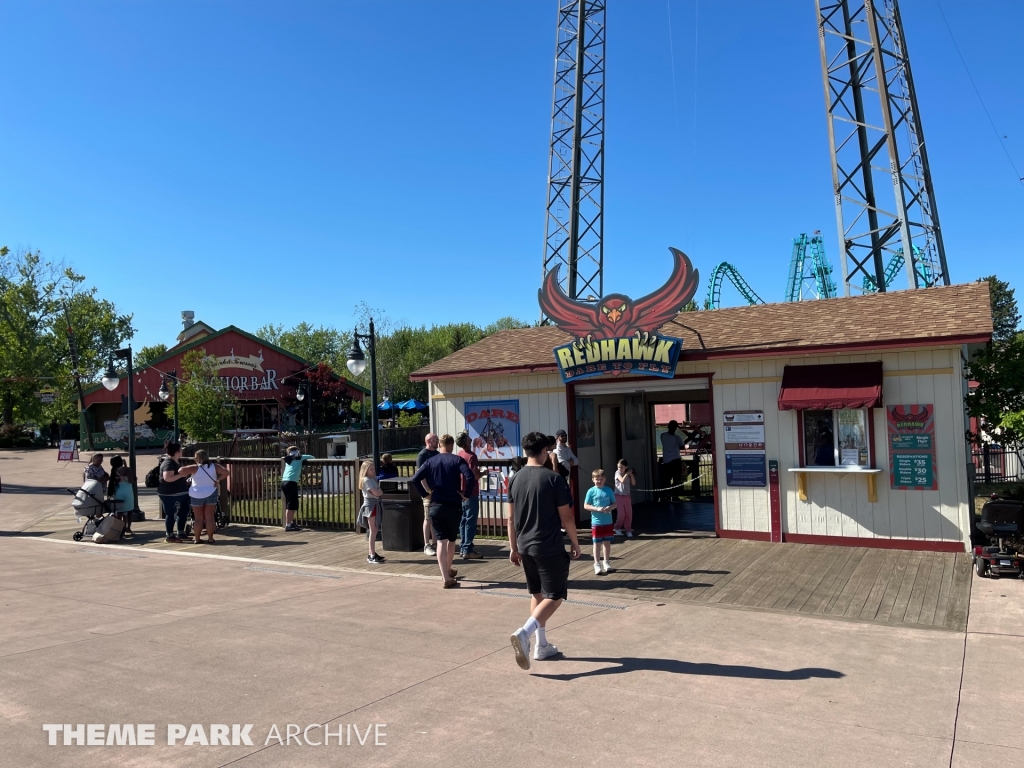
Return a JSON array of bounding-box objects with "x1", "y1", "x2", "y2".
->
[
  {"x1": 282, "y1": 481, "x2": 299, "y2": 510},
  {"x1": 521, "y1": 550, "x2": 571, "y2": 601},
  {"x1": 429, "y1": 503, "x2": 461, "y2": 542}
]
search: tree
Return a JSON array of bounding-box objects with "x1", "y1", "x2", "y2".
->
[
  {"x1": 0, "y1": 248, "x2": 133, "y2": 426},
  {"x1": 305, "y1": 362, "x2": 353, "y2": 427},
  {"x1": 979, "y1": 276, "x2": 1020, "y2": 343},
  {"x1": 177, "y1": 348, "x2": 234, "y2": 441},
  {"x1": 256, "y1": 322, "x2": 350, "y2": 371},
  {"x1": 967, "y1": 276, "x2": 1024, "y2": 444},
  {"x1": 135, "y1": 344, "x2": 168, "y2": 370}
]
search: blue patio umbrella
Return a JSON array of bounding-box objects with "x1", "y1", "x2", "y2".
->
[
  {"x1": 397, "y1": 399, "x2": 427, "y2": 411},
  {"x1": 377, "y1": 399, "x2": 394, "y2": 411}
]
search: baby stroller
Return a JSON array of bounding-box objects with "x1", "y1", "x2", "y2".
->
[
  {"x1": 68, "y1": 479, "x2": 124, "y2": 542},
  {"x1": 183, "y1": 499, "x2": 229, "y2": 539}
]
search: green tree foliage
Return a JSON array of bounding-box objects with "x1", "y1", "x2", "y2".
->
[
  {"x1": 257, "y1": 322, "x2": 350, "y2": 371},
  {"x1": 177, "y1": 348, "x2": 234, "y2": 441},
  {"x1": 397, "y1": 411, "x2": 423, "y2": 427},
  {"x1": 980, "y1": 276, "x2": 1021, "y2": 343},
  {"x1": 967, "y1": 277, "x2": 1024, "y2": 443},
  {"x1": 0, "y1": 247, "x2": 133, "y2": 426},
  {"x1": 134, "y1": 344, "x2": 168, "y2": 370}
]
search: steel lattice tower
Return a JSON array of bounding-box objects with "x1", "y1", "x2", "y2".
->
[
  {"x1": 541, "y1": 0, "x2": 606, "y2": 307},
  {"x1": 816, "y1": 0, "x2": 950, "y2": 295}
]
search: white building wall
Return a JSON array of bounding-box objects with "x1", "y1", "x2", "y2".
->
[
  {"x1": 700, "y1": 347, "x2": 970, "y2": 549},
  {"x1": 426, "y1": 344, "x2": 971, "y2": 550},
  {"x1": 428, "y1": 373, "x2": 568, "y2": 439}
]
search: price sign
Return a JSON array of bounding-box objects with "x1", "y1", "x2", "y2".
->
[{"x1": 886, "y1": 404, "x2": 938, "y2": 491}]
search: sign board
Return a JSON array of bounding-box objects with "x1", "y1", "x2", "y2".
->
[
  {"x1": 724, "y1": 410, "x2": 766, "y2": 487},
  {"x1": 539, "y1": 248, "x2": 700, "y2": 383},
  {"x1": 35, "y1": 388, "x2": 57, "y2": 403},
  {"x1": 887, "y1": 404, "x2": 938, "y2": 490},
  {"x1": 57, "y1": 440, "x2": 79, "y2": 462},
  {"x1": 464, "y1": 400, "x2": 520, "y2": 460}
]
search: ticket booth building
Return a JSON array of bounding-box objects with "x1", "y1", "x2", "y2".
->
[{"x1": 411, "y1": 282, "x2": 992, "y2": 553}]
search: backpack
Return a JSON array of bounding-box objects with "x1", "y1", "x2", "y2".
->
[{"x1": 145, "y1": 462, "x2": 162, "y2": 488}]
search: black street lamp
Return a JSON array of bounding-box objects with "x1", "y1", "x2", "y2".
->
[
  {"x1": 295, "y1": 381, "x2": 313, "y2": 435},
  {"x1": 346, "y1": 320, "x2": 379, "y2": 473},
  {"x1": 102, "y1": 346, "x2": 137, "y2": 518},
  {"x1": 158, "y1": 370, "x2": 179, "y2": 443}
]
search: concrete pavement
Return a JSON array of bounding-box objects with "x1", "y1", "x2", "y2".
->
[{"x1": 2, "y1": 447, "x2": 1023, "y2": 766}]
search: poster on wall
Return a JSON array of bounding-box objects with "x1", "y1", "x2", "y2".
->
[
  {"x1": 576, "y1": 398, "x2": 596, "y2": 448},
  {"x1": 723, "y1": 410, "x2": 766, "y2": 487},
  {"x1": 464, "y1": 400, "x2": 520, "y2": 460},
  {"x1": 887, "y1": 404, "x2": 938, "y2": 490}
]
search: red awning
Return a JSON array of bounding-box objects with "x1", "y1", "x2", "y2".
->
[{"x1": 777, "y1": 361, "x2": 883, "y2": 411}]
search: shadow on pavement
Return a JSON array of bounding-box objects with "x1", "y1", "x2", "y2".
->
[
  {"x1": 534, "y1": 657, "x2": 845, "y2": 681},
  {"x1": 0, "y1": 531, "x2": 57, "y2": 537}
]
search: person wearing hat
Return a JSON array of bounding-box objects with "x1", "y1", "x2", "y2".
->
[{"x1": 552, "y1": 430, "x2": 578, "y2": 475}]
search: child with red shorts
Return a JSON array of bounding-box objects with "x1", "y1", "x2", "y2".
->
[{"x1": 584, "y1": 469, "x2": 617, "y2": 575}]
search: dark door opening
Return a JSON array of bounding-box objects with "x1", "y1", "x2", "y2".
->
[{"x1": 634, "y1": 401, "x2": 715, "y2": 534}]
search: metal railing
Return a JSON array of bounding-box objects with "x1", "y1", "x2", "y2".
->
[
  {"x1": 219, "y1": 457, "x2": 362, "y2": 529},
  {"x1": 972, "y1": 444, "x2": 1024, "y2": 485}
]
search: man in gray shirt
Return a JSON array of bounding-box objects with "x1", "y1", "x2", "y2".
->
[{"x1": 416, "y1": 433, "x2": 440, "y2": 555}]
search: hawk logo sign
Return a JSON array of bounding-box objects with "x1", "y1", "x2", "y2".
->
[{"x1": 539, "y1": 248, "x2": 699, "y2": 382}]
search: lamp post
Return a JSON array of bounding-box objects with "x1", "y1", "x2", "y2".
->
[
  {"x1": 158, "y1": 370, "x2": 179, "y2": 443},
  {"x1": 295, "y1": 381, "x2": 313, "y2": 436},
  {"x1": 346, "y1": 320, "x2": 379, "y2": 473},
  {"x1": 102, "y1": 346, "x2": 137, "y2": 517}
]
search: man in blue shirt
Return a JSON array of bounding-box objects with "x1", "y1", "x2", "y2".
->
[{"x1": 411, "y1": 434, "x2": 476, "y2": 588}]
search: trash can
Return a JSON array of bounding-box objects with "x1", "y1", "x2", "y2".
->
[{"x1": 381, "y1": 486, "x2": 424, "y2": 552}]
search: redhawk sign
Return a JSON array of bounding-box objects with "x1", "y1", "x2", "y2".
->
[{"x1": 539, "y1": 248, "x2": 699, "y2": 382}]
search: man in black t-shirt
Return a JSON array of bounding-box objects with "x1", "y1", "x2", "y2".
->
[
  {"x1": 415, "y1": 433, "x2": 440, "y2": 556},
  {"x1": 507, "y1": 431, "x2": 580, "y2": 670}
]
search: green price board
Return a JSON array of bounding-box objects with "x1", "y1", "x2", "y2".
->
[
  {"x1": 886, "y1": 404, "x2": 938, "y2": 491},
  {"x1": 891, "y1": 454, "x2": 934, "y2": 488}
]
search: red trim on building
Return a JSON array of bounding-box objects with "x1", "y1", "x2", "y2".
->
[
  {"x1": 717, "y1": 529, "x2": 964, "y2": 551},
  {"x1": 717, "y1": 528, "x2": 772, "y2": 542},
  {"x1": 565, "y1": 381, "x2": 582, "y2": 523},
  {"x1": 781, "y1": 532, "x2": 964, "y2": 553}
]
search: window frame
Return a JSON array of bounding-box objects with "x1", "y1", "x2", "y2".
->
[{"x1": 798, "y1": 407, "x2": 876, "y2": 469}]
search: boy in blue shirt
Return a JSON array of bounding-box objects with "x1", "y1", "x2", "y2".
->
[{"x1": 584, "y1": 468, "x2": 617, "y2": 575}]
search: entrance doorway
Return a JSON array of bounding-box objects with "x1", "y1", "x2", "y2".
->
[{"x1": 572, "y1": 378, "x2": 715, "y2": 535}]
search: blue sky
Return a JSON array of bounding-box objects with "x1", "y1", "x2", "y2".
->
[{"x1": 1, "y1": 0, "x2": 1021, "y2": 350}]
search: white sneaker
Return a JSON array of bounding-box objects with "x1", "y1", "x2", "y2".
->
[
  {"x1": 601, "y1": 560, "x2": 613, "y2": 574},
  {"x1": 613, "y1": 529, "x2": 624, "y2": 536},
  {"x1": 533, "y1": 642, "x2": 560, "y2": 661},
  {"x1": 423, "y1": 544, "x2": 436, "y2": 556},
  {"x1": 510, "y1": 628, "x2": 531, "y2": 670},
  {"x1": 626, "y1": 531, "x2": 634, "y2": 539},
  {"x1": 594, "y1": 562, "x2": 602, "y2": 575}
]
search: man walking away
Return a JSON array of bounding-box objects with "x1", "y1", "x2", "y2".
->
[
  {"x1": 49, "y1": 420, "x2": 60, "y2": 449},
  {"x1": 416, "y1": 433, "x2": 440, "y2": 555},
  {"x1": 507, "y1": 431, "x2": 580, "y2": 670},
  {"x1": 411, "y1": 434, "x2": 475, "y2": 588},
  {"x1": 456, "y1": 431, "x2": 486, "y2": 560},
  {"x1": 659, "y1": 420, "x2": 685, "y2": 502}
]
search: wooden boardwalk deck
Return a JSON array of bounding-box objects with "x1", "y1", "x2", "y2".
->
[{"x1": 29, "y1": 508, "x2": 972, "y2": 632}]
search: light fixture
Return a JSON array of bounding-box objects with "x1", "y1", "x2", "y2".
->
[
  {"x1": 346, "y1": 337, "x2": 366, "y2": 377},
  {"x1": 158, "y1": 380, "x2": 170, "y2": 401},
  {"x1": 101, "y1": 358, "x2": 119, "y2": 391},
  {"x1": 295, "y1": 384, "x2": 306, "y2": 402}
]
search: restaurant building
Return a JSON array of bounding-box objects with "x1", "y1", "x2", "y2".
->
[
  {"x1": 81, "y1": 313, "x2": 367, "y2": 448},
  {"x1": 411, "y1": 281, "x2": 992, "y2": 553}
]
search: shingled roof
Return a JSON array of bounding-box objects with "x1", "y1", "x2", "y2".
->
[{"x1": 410, "y1": 282, "x2": 992, "y2": 380}]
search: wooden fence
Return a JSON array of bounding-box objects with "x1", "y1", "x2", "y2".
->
[{"x1": 216, "y1": 454, "x2": 516, "y2": 537}]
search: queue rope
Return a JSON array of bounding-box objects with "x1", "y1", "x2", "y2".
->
[{"x1": 630, "y1": 468, "x2": 714, "y2": 494}]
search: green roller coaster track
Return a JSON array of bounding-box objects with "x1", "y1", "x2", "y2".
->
[
  {"x1": 862, "y1": 246, "x2": 932, "y2": 293},
  {"x1": 705, "y1": 233, "x2": 837, "y2": 310}
]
